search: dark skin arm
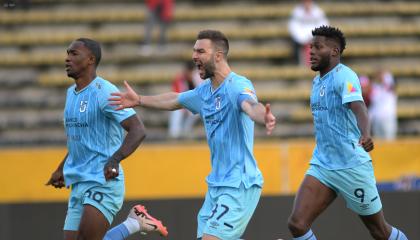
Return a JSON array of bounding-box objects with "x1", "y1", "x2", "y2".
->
[
  {"x1": 349, "y1": 101, "x2": 374, "y2": 152},
  {"x1": 46, "y1": 153, "x2": 67, "y2": 188},
  {"x1": 104, "y1": 114, "x2": 146, "y2": 180},
  {"x1": 46, "y1": 115, "x2": 145, "y2": 187}
]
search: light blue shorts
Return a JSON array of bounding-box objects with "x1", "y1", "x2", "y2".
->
[
  {"x1": 197, "y1": 183, "x2": 261, "y2": 240},
  {"x1": 306, "y1": 161, "x2": 382, "y2": 216},
  {"x1": 63, "y1": 179, "x2": 125, "y2": 231}
]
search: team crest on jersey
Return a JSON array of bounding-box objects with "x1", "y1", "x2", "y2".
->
[
  {"x1": 320, "y1": 85, "x2": 325, "y2": 97},
  {"x1": 80, "y1": 101, "x2": 88, "y2": 112},
  {"x1": 215, "y1": 96, "x2": 222, "y2": 110}
]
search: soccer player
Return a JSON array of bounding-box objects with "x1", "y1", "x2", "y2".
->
[
  {"x1": 109, "y1": 29, "x2": 276, "y2": 240},
  {"x1": 46, "y1": 38, "x2": 167, "y2": 240},
  {"x1": 287, "y1": 26, "x2": 408, "y2": 240}
]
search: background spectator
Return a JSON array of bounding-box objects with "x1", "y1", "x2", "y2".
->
[
  {"x1": 369, "y1": 68, "x2": 398, "y2": 140},
  {"x1": 168, "y1": 61, "x2": 202, "y2": 139},
  {"x1": 359, "y1": 75, "x2": 372, "y2": 108},
  {"x1": 288, "y1": 0, "x2": 328, "y2": 66},
  {"x1": 140, "y1": 0, "x2": 174, "y2": 55}
]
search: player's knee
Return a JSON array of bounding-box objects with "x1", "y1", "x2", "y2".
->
[
  {"x1": 76, "y1": 228, "x2": 94, "y2": 240},
  {"x1": 287, "y1": 216, "x2": 309, "y2": 236},
  {"x1": 75, "y1": 233, "x2": 87, "y2": 240}
]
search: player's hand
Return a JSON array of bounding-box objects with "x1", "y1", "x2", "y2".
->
[
  {"x1": 46, "y1": 169, "x2": 65, "y2": 188},
  {"x1": 109, "y1": 81, "x2": 140, "y2": 110},
  {"x1": 104, "y1": 159, "x2": 119, "y2": 181},
  {"x1": 359, "y1": 135, "x2": 374, "y2": 152},
  {"x1": 264, "y1": 103, "x2": 276, "y2": 135}
]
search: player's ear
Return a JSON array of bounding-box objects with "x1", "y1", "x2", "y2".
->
[
  {"x1": 88, "y1": 54, "x2": 96, "y2": 66},
  {"x1": 331, "y1": 46, "x2": 340, "y2": 57},
  {"x1": 328, "y1": 39, "x2": 340, "y2": 57},
  {"x1": 215, "y1": 49, "x2": 224, "y2": 62}
]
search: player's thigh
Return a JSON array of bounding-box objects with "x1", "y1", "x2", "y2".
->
[
  {"x1": 290, "y1": 167, "x2": 337, "y2": 223},
  {"x1": 64, "y1": 179, "x2": 124, "y2": 231},
  {"x1": 78, "y1": 204, "x2": 110, "y2": 240},
  {"x1": 64, "y1": 183, "x2": 85, "y2": 232},
  {"x1": 332, "y1": 161, "x2": 382, "y2": 216},
  {"x1": 198, "y1": 236, "x2": 221, "y2": 240},
  {"x1": 202, "y1": 233, "x2": 222, "y2": 240},
  {"x1": 201, "y1": 185, "x2": 261, "y2": 240},
  {"x1": 197, "y1": 190, "x2": 213, "y2": 234},
  {"x1": 82, "y1": 179, "x2": 125, "y2": 223},
  {"x1": 64, "y1": 230, "x2": 78, "y2": 240}
]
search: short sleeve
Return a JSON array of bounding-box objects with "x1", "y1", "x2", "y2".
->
[
  {"x1": 339, "y1": 69, "x2": 364, "y2": 105},
  {"x1": 178, "y1": 88, "x2": 202, "y2": 114},
  {"x1": 230, "y1": 78, "x2": 258, "y2": 110},
  {"x1": 98, "y1": 82, "x2": 136, "y2": 123}
]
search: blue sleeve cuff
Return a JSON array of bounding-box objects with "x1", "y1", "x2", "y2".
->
[
  {"x1": 237, "y1": 94, "x2": 255, "y2": 109},
  {"x1": 342, "y1": 94, "x2": 363, "y2": 104}
]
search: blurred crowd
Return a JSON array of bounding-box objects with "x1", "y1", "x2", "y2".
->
[{"x1": 360, "y1": 69, "x2": 398, "y2": 140}]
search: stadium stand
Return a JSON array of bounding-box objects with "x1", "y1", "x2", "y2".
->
[{"x1": 1, "y1": 0, "x2": 420, "y2": 145}]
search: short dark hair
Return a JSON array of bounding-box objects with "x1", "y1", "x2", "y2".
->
[
  {"x1": 312, "y1": 26, "x2": 346, "y2": 54},
  {"x1": 197, "y1": 30, "x2": 229, "y2": 58},
  {"x1": 76, "y1": 38, "x2": 102, "y2": 66}
]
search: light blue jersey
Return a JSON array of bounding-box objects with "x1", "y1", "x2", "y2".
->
[
  {"x1": 63, "y1": 77, "x2": 136, "y2": 187},
  {"x1": 310, "y1": 63, "x2": 371, "y2": 170},
  {"x1": 178, "y1": 72, "x2": 263, "y2": 188}
]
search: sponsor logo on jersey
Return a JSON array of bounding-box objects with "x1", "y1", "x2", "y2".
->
[{"x1": 347, "y1": 82, "x2": 357, "y2": 93}]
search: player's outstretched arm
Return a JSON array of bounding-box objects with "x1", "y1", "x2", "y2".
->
[
  {"x1": 349, "y1": 101, "x2": 374, "y2": 152},
  {"x1": 109, "y1": 81, "x2": 183, "y2": 111},
  {"x1": 46, "y1": 153, "x2": 68, "y2": 189},
  {"x1": 241, "y1": 100, "x2": 276, "y2": 135}
]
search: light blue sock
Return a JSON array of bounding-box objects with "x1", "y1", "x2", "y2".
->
[
  {"x1": 293, "y1": 229, "x2": 317, "y2": 240},
  {"x1": 103, "y1": 223, "x2": 130, "y2": 240},
  {"x1": 388, "y1": 227, "x2": 408, "y2": 240}
]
